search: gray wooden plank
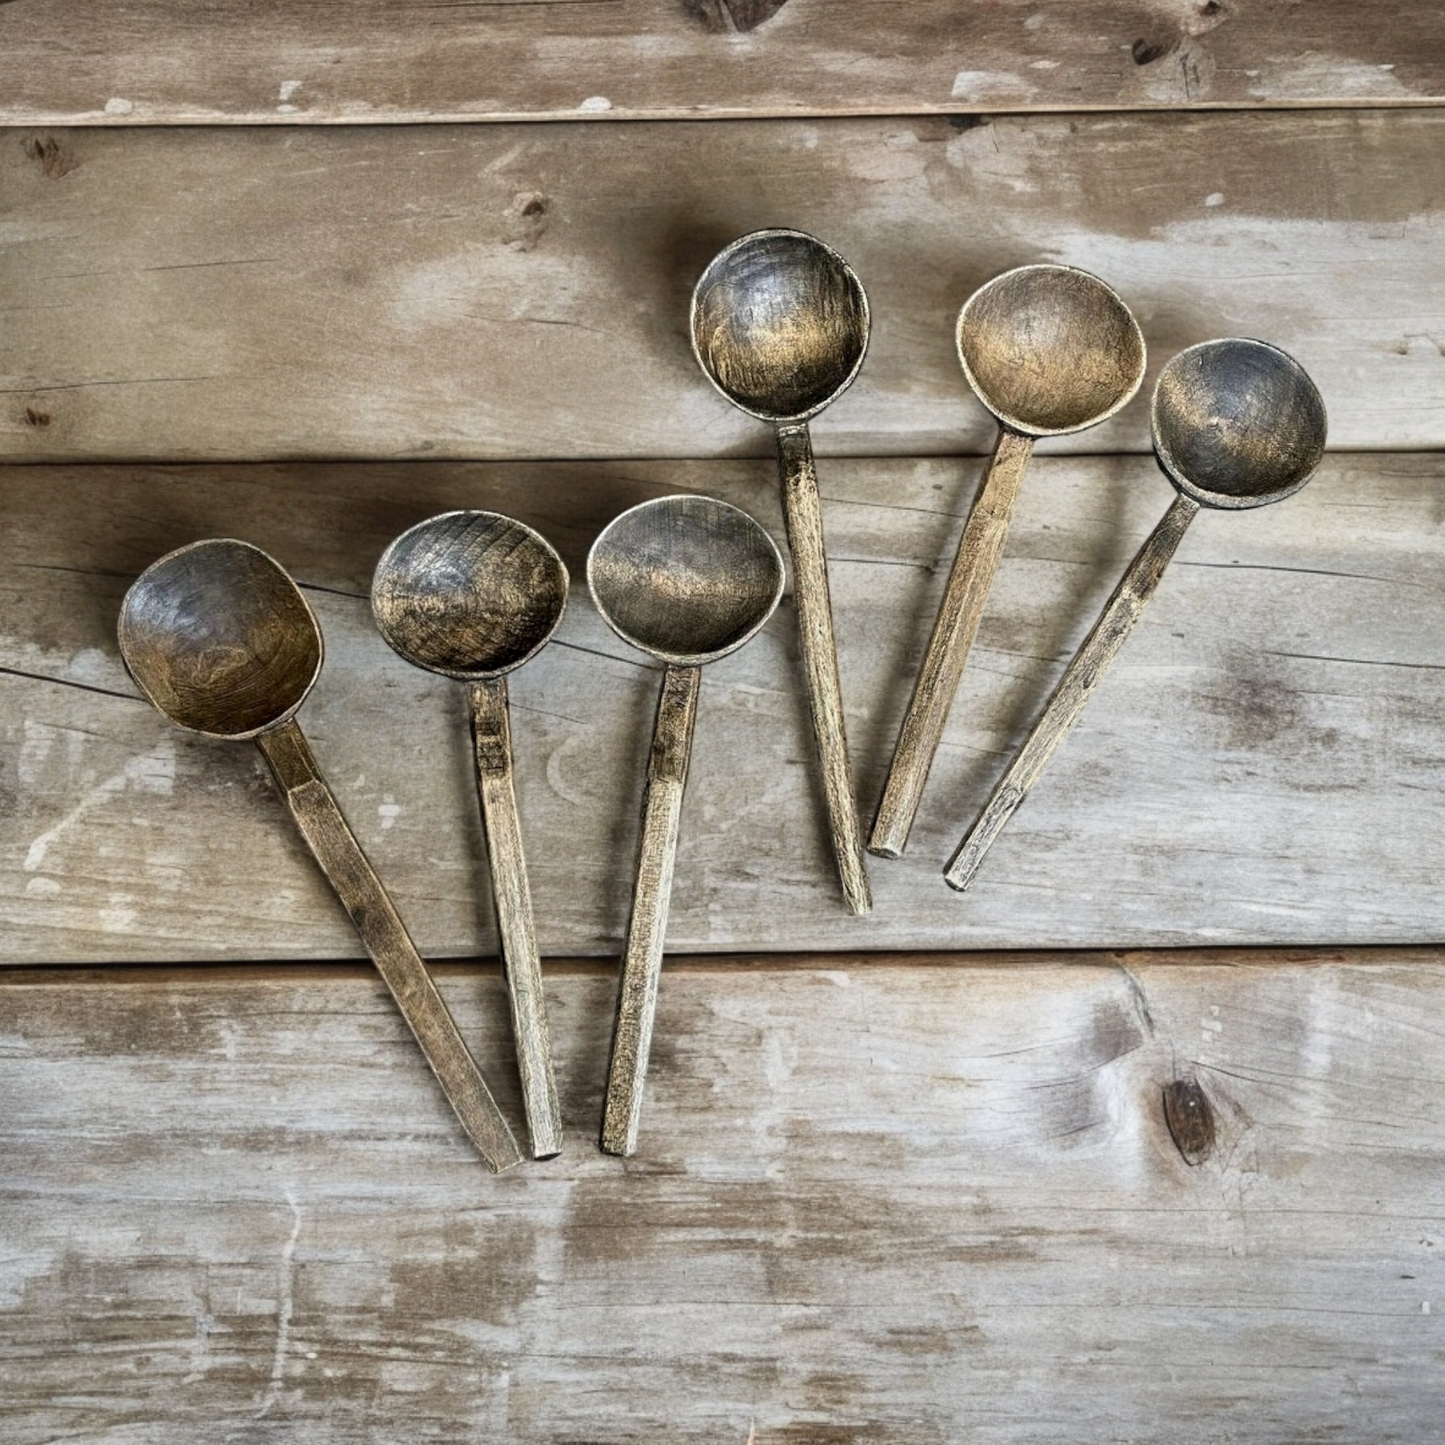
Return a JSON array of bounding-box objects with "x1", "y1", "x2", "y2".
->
[
  {"x1": 1, "y1": 0, "x2": 1442, "y2": 125},
  {"x1": 2, "y1": 952, "x2": 1443, "y2": 1441},
  {"x1": 2, "y1": 112, "x2": 1444, "y2": 462},
  {"x1": 1, "y1": 454, "x2": 1441, "y2": 963}
]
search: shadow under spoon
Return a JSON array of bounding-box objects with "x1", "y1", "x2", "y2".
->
[
  {"x1": 118, "y1": 537, "x2": 523, "y2": 1174},
  {"x1": 871, "y1": 263, "x2": 1146, "y2": 860},
  {"x1": 691, "y1": 228, "x2": 872, "y2": 915},
  {"x1": 589, "y1": 493, "x2": 784, "y2": 1157},
  {"x1": 372, "y1": 510, "x2": 568, "y2": 1160},
  {"x1": 943, "y1": 336, "x2": 1328, "y2": 893}
]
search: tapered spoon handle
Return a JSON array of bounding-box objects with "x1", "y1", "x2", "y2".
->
[
  {"x1": 601, "y1": 663, "x2": 700, "y2": 1157},
  {"x1": 471, "y1": 677, "x2": 563, "y2": 1160},
  {"x1": 775, "y1": 421, "x2": 872, "y2": 916},
  {"x1": 871, "y1": 428, "x2": 1034, "y2": 858},
  {"x1": 256, "y1": 718, "x2": 523, "y2": 1173},
  {"x1": 944, "y1": 491, "x2": 1201, "y2": 892}
]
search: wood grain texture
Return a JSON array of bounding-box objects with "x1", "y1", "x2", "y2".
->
[
  {"x1": 1, "y1": 0, "x2": 1442, "y2": 125},
  {"x1": 3, "y1": 952, "x2": 1444, "y2": 1441},
  {"x1": 2, "y1": 453, "x2": 1443, "y2": 962},
  {"x1": 3, "y1": 112, "x2": 1445, "y2": 461}
]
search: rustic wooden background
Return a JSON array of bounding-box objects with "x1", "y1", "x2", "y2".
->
[{"x1": 3, "y1": 3, "x2": 1444, "y2": 1440}]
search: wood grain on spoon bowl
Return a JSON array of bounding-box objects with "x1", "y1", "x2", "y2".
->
[
  {"x1": 689, "y1": 228, "x2": 869, "y2": 423},
  {"x1": 371, "y1": 510, "x2": 568, "y2": 680},
  {"x1": 957, "y1": 263, "x2": 1146, "y2": 436},
  {"x1": 1152, "y1": 337, "x2": 1328, "y2": 509},
  {"x1": 117, "y1": 538, "x2": 321, "y2": 739},
  {"x1": 588, "y1": 493, "x2": 785, "y2": 666}
]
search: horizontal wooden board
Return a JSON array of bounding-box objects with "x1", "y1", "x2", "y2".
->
[
  {"x1": 1, "y1": 0, "x2": 1442, "y2": 125},
  {"x1": 3, "y1": 952, "x2": 1444, "y2": 1441},
  {"x1": 3, "y1": 112, "x2": 1444, "y2": 462},
  {"x1": 2, "y1": 454, "x2": 1443, "y2": 963}
]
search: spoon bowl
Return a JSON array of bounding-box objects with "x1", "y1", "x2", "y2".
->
[
  {"x1": 690, "y1": 228, "x2": 869, "y2": 423},
  {"x1": 1152, "y1": 337, "x2": 1327, "y2": 509},
  {"x1": 372, "y1": 511, "x2": 568, "y2": 680},
  {"x1": 957, "y1": 263, "x2": 1146, "y2": 436},
  {"x1": 588, "y1": 493, "x2": 785, "y2": 666},
  {"x1": 118, "y1": 538, "x2": 321, "y2": 739}
]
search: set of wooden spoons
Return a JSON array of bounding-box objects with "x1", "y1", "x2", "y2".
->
[
  {"x1": 113, "y1": 229, "x2": 1328, "y2": 1168},
  {"x1": 117, "y1": 493, "x2": 786, "y2": 1168},
  {"x1": 696, "y1": 230, "x2": 1328, "y2": 900}
]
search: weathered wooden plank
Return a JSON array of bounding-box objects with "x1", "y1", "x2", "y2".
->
[
  {"x1": 3, "y1": 953, "x2": 1443, "y2": 1441},
  {"x1": 3, "y1": 112, "x2": 1444, "y2": 462},
  {"x1": 1, "y1": 0, "x2": 1441, "y2": 126},
  {"x1": 2, "y1": 454, "x2": 1442, "y2": 963}
]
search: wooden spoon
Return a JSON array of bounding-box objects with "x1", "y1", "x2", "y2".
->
[
  {"x1": 588, "y1": 494, "x2": 784, "y2": 1156},
  {"x1": 118, "y1": 537, "x2": 523, "y2": 1173},
  {"x1": 372, "y1": 510, "x2": 568, "y2": 1160},
  {"x1": 692, "y1": 228, "x2": 873, "y2": 915},
  {"x1": 871, "y1": 263, "x2": 1146, "y2": 859}
]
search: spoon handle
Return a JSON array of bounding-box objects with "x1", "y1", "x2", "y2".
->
[
  {"x1": 255, "y1": 718, "x2": 523, "y2": 1174},
  {"x1": 601, "y1": 663, "x2": 700, "y2": 1157},
  {"x1": 944, "y1": 491, "x2": 1201, "y2": 892},
  {"x1": 870, "y1": 428, "x2": 1034, "y2": 858},
  {"x1": 775, "y1": 421, "x2": 872, "y2": 916},
  {"x1": 470, "y1": 677, "x2": 563, "y2": 1160}
]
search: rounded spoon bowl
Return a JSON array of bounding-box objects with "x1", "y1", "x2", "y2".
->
[
  {"x1": 957, "y1": 262, "x2": 1146, "y2": 436},
  {"x1": 118, "y1": 538, "x2": 321, "y2": 739},
  {"x1": 588, "y1": 492, "x2": 785, "y2": 666},
  {"x1": 1152, "y1": 337, "x2": 1327, "y2": 509},
  {"x1": 690, "y1": 228, "x2": 869, "y2": 424},
  {"x1": 372, "y1": 510, "x2": 568, "y2": 681}
]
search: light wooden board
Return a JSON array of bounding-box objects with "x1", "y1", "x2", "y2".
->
[
  {"x1": 3, "y1": 454, "x2": 1442, "y2": 963},
  {"x1": 1, "y1": 0, "x2": 1442, "y2": 126},
  {"x1": 3, "y1": 951, "x2": 1444, "y2": 1441},
  {"x1": 4, "y1": 112, "x2": 1445, "y2": 462}
]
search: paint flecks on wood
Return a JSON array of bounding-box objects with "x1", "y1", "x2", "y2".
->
[{"x1": 0, "y1": 0, "x2": 1440, "y2": 122}]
